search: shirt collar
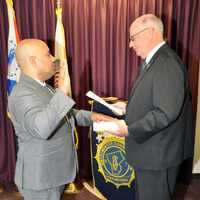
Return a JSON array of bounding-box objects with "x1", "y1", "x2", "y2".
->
[
  {"x1": 145, "y1": 41, "x2": 165, "y2": 64},
  {"x1": 35, "y1": 79, "x2": 46, "y2": 87}
]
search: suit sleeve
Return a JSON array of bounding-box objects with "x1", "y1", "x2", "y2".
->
[
  {"x1": 72, "y1": 109, "x2": 92, "y2": 126},
  {"x1": 127, "y1": 58, "x2": 185, "y2": 143},
  {"x1": 10, "y1": 88, "x2": 75, "y2": 139}
]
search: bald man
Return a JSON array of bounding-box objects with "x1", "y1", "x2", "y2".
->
[
  {"x1": 8, "y1": 39, "x2": 113, "y2": 200},
  {"x1": 110, "y1": 14, "x2": 193, "y2": 200}
]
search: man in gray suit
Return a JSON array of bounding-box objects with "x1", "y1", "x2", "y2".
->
[
  {"x1": 109, "y1": 14, "x2": 193, "y2": 200},
  {"x1": 8, "y1": 39, "x2": 113, "y2": 200}
]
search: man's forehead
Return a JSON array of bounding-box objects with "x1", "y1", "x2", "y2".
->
[
  {"x1": 20, "y1": 42, "x2": 48, "y2": 59},
  {"x1": 130, "y1": 22, "x2": 143, "y2": 34},
  {"x1": 32, "y1": 42, "x2": 49, "y2": 54}
]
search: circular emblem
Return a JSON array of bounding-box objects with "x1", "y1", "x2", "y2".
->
[{"x1": 95, "y1": 136, "x2": 135, "y2": 188}]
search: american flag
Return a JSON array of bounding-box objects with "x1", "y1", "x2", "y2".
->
[{"x1": 6, "y1": 0, "x2": 20, "y2": 95}]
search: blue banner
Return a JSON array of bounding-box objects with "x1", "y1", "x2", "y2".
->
[{"x1": 90, "y1": 101, "x2": 136, "y2": 200}]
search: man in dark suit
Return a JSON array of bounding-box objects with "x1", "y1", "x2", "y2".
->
[
  {"x1": 110, "y1": 14, "x2": 193, "y2": 200},
  {"x1": 8, "y1": 39, "x2": 113, "y2": 200}
]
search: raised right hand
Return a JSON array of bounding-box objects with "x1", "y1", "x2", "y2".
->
[{"x1": 57, "y1": 66, "x2": 71, "y2": 96}]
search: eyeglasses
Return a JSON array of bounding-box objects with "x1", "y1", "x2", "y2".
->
[{"x1": 130, "y1": 27, "x2": 150, "y2": 42}]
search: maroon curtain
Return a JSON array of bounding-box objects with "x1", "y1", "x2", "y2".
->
[{"x1": 0, "y1": 0, "x2": 199, "y2": 182}]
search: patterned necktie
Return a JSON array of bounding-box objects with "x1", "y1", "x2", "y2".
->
[{"x1": 45, "y1": 84, "x2": 55, "y2": 94}]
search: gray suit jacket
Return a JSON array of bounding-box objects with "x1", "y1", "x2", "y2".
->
[
  {"x1": 8, "y1": 73, "x2": 92, "y2": 190},
  {"x1": 125, "y1": 44, "x2": 193, "y2": 170}
]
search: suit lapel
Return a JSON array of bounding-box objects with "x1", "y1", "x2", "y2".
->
[
  {"x1": 128, "y1": 65, "x2": 150, "y2": 101},
  {"x1": 128, "y1": 44, "x2": 168, "y2": 102}
]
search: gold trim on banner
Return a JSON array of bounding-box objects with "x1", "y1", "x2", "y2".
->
[{"x1": 83, "y1": 182, "x2": 107, "y2": 200}]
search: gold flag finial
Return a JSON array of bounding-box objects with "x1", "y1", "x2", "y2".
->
[{"x1": 56, "y1": 0, "x2": 62, "y2": 9}]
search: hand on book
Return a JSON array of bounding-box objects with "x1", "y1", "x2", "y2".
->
[
  {"x1": 93, "y1": 119, "x2": 128, "y2": 137},
  {"x1": 112, "y1": 101, "x2": 127, "y2": 115},
  {"x1": 91, "y1": 112, "x2": 116, "y2": 122},
  {"x1": 114, "y1": 120, "x2": 128, "y2": 137}
]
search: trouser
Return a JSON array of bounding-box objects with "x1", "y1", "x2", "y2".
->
[
  {"x1": 134, "y1": 166, "x2": 179, "y2": 200},
  {"x1": 18, "y1": 185, "x2": 65, "y2": 200}
]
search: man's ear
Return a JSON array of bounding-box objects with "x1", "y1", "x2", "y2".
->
[
  {"x1": 29, "y1": 56, "x2": 37, "y2": 66},
  {"x1": 149, "y1": 27, "x2": 155, "y2": 39}
]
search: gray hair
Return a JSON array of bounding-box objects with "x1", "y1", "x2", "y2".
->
[{"x1": 139, "y1": 14, "x2": 164, "y2": 35}]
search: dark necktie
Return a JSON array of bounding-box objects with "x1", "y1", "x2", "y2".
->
[{"x1": 139, "y1": 61, "x2": 147, "y2": 75}]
